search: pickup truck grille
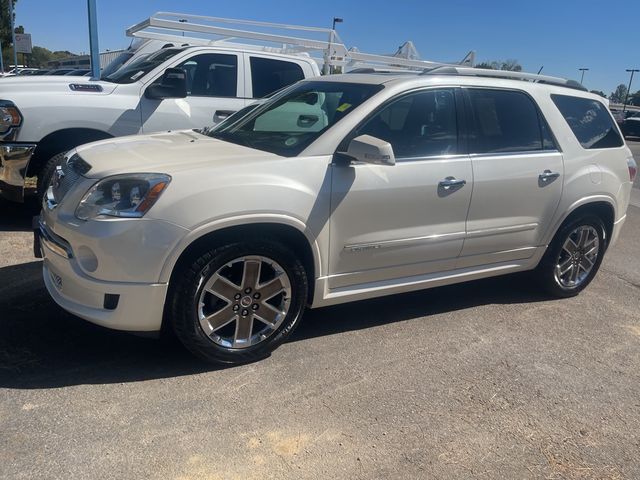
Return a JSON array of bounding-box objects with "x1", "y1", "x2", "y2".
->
[{"x1": 47, "y1": 153, "x2": 91, "y2": 207}]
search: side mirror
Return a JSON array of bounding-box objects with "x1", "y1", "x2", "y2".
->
[
  {"x1": 144, "y1": 68, "x2": 187, "y2": 100},
  {"x1": 341, "y1": 134, "x2": 396, "y2": 166}
]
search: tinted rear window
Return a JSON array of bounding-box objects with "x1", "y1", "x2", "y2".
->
[
  {"x1": 250, "y1": 57, "x2": 305, "y2": 98},
  {"x1": 551, "y1": 94, "x2": 623, "y2": 149},
  {"x1": 467, "y1": 89, "x2": 554, "y2": 154}
]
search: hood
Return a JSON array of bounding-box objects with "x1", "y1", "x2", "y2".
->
[
  {"x1": 74, "y1": 130, "x2": 280, "y2": 178},
  {"x1": 0, "y1": 76, "x2": 118, "y2": 95}
]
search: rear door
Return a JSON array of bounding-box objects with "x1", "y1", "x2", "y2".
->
[
  {"x1": 141, "y1": 51, "x2": 246, "y2": 132},
  {"x1": 458, "y1": 88, "x2": 563, "y2": 266}
]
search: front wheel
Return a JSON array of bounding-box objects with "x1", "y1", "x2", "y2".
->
[
  {"x1": 534, "y1": 215, "x2": 606, "y2": 298},
  {"x1": 170, "y1": 240, "x2": 308, "y2": 365}
]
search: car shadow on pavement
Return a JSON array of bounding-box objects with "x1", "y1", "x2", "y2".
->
[
  {"x1": 0, "y1": 259, "x2": 551, "y2": 390},
  {"x1": 0, "y1": 197, "x2": 40, "y2": 232}
]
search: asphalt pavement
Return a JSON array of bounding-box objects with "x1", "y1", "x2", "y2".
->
[{"x1": 1, "y1": 144, "x2": 639, "y2": 479}]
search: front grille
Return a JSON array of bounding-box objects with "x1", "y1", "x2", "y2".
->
[{"x1": 48, "y1": 153, "x2": 90, "y2": 206}]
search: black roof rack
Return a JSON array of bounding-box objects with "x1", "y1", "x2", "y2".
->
[{"x1": 421, "y1": 66, "x2": 588, "y2": 92}]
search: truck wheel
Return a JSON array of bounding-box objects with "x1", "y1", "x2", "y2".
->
[
  {"x1": 36, "y1": 152, "x2": 67, "y2": 204},
  {"x1": 170, "y1": 240, "x2": 308, "y2": 364},
  {"x1": 534, "y1": 215, "x2": 606, "y2": 298}
]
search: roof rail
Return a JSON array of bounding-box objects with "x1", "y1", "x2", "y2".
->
[
  {"x1": 421, "y1": 66, "x2": 588, "y2": 92},
  {"x1": 127, "y1": 12, "x2": 475, "y2": 74}
]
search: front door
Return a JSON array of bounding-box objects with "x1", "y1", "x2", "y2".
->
[
  {"x1": 141, "y1": 52, "x2": 246, "y2": 133},
  {"x1": 328, "y1": 88, "x2": 473, "y2": 289},
  {"x1": 458, "y1": 88, "x2": 563, "y2": 266}
]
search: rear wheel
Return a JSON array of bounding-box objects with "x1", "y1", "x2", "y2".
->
[
  {"x1": 170, "y1": 240, "x2": 308, "y2": 364},
  {"x1": 535, "y1": 215, "x2": 606, "y2": 298}
]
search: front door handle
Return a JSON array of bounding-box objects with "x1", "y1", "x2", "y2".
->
[
  {"x1": 438, "y1": 176, "x2": 467, "y2": 190},
  {"x1": 539, "y1": 170, "x2": 560, "y2": 182},
  {"x1": 213, "y1": 110, "x2": 235, "y2": 121}
]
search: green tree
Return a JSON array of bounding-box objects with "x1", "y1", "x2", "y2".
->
[
  {"x1": 1, "y1": 0, "x2": 18, "y2": 68},
  {"x1": 28, "y1": 46, "x2": 75, "y2": 68},
  {"x1": 589, "y1": 90, "x2": 607, "y2": 98},
  {"x1": 609, "y1": 84, "x2": 628, "y2": 104},
  {"x1": 629, "y1": 90, "x2": 640, "y2": 106},
  {"x1": 475, "y1": 59, "x2": 522, "y2": 71},
  {"x1": 0, "y1": 0, "x2": 18, "y2": 47}
]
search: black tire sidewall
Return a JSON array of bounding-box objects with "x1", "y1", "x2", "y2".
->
[
  {"x1": 171, "y1": 241, "x2": 308, "y2": 364},
  {"x1": 537, "y1": 215, "x2": 606, "y2": 298}
]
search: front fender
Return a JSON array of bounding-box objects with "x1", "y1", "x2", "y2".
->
[{"x1": 158, "y1": 213, "x2": 323, "y2": 284}]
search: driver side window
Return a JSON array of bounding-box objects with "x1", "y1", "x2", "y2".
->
[
  {"x1": 177, "y1": 53, "x2": 238, "y2": 98},
  {"x1": 354, "y1": 88, "x2": 459, "y2": 159}
]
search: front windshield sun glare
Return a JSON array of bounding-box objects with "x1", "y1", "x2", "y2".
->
[
  {"x1": 102, "y1": 47, "x2": 187, "y2": 84},
  {"x1": 207, "y1": 81, "x2": 383, "y2": 157}
]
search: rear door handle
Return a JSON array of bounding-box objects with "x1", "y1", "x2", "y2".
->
[
  {"x1": 539, "y1": 170, "x2": 560, "y2": 182},
  {"x1": 438, "y1": 176, "x2": 467, "y2": 190},
  {"x1": 213, "y1": 110, "x2": 235, "y2": 120}
]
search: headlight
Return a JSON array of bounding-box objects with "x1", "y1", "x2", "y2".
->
[
  {"x1": 75, "y1": 173, "x2": 171, "y2": 220},
  {"x1": 0, "y1": 101, "x2": 22, "y2": 133}
]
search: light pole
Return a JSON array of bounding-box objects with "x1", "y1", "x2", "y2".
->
[
  {"x1": 87, "y1": 0, "x2": 100, "y2": 79},
  {"x1": 9, "y1": 0, "x2": 17, "y2": 69},
  {"x1": 623, "y1": 68, "x2": 639, "y2": 113},
  {"x1": 0, "y1": 40, "x2": 4, "y2": 73},
  {"x1": 578, "y1": 68, "x2": 589, "y2": 85},
  {"x1": 179, "y1": 18, "x2": 187, "y2": 37},
  {"x1": 325, "y1": 17, "x2": 343, "y2": 75}
]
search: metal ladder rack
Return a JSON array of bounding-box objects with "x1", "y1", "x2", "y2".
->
[
  {"x1": 126, "y1": 12, "x2": 474, "y2": 73},
  {"x1": 422, "y1": 66, "x2": 587, "y2": 91}
]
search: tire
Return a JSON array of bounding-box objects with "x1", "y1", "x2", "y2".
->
[
  {"x1": 170, "y1": 240, "x2": 308, "y2": 365},
  {"x1": 534, "y1": 214, "x2": 606, "y2": 298},
  {"x1": 36, "y1": 152, "x2": 67, "y2": 204}
]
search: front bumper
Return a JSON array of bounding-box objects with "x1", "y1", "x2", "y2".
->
[
  {"x1": 36, "y1": 217, "x2": 170, "y2": 333},
  {"x1": 0, "y1": 142, "x2": 37, "y2": 202}
]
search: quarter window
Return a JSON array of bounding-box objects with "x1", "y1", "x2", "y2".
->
[
  {"x1": 353, "y1": 89, "x2": 458, "y2": 158},
  {"x1": 551, "y1": 94, "x2": 623, "y2": 149},
  {"x1": 467, "y1": 89, "x2": 552, "y2": 154},
  {"x1": 178, "y1": 53, "x2": 238, "y2": 97},
  {"x1": 250, "y1": 57, "x2": 305, "y2": 98}
]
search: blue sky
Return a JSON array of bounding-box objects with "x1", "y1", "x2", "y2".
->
[{"x1": 13, "y1": 0, "x2": 640, "y2": 94}]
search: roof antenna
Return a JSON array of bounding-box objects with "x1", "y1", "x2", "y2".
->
[{"x1": 537, "y1": 66, "x2": 544, "y2": 74}]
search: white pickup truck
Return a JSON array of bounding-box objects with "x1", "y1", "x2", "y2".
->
[
  {"x1": 0, "y1": 11, "x2": 470, "y2": 203},
  {"x1": 0, "y1": 39, "x2": 319, "y2": 202}
]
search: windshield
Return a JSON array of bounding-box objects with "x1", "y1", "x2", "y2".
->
[
  {"x1": 207, "y1": 81, "x2": 383, "y2": 156},
  {"x1": 102, "y1": 47, "x2": 186, "y2": 84},
  {"x1": 100, "y1": 51, "x2": 135, "y2": 79}
]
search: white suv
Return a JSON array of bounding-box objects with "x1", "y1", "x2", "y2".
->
[{"x1": 36, "y1": 69, "x2": 637, "y2": 364}]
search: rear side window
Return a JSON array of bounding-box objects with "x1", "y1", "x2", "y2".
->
[
  {"x1": 250, "y1": 57, "x2": 305, "y2": 98},
  {"x1": 467, "y1": 89, "x2": 554, "y2": 154},
  {"x1": 551, "y1": 94, "x2": 623, "y2": 149}
]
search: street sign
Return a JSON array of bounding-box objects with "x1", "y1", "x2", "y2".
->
[{"x1": 15, "y1": 33, "x2": 32, "y2": 54}]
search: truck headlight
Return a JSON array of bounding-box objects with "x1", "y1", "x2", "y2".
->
[
  {"x1": 0, "y1": 101, "x2": 22, "y2": 133},
  {"x1": 75, "y1": 173, "x2": 171, "y2": 220}
]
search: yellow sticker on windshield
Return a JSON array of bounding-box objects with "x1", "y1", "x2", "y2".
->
[{"x1": 336, "y1": 103, "x2": 352, "y2": 112}]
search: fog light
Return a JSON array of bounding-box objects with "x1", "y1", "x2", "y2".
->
[{"x1": 76, "y1": 245, "x2": 98, "y2": 272}]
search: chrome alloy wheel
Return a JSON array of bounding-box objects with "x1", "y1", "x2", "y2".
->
[
  {"x1": 554, "y1": 225, "x2": 600, "y2": 289},
  {"x1": 197, "y1": 255, "x2": 292, "y2": 349}
]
